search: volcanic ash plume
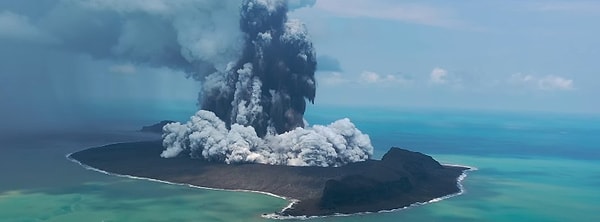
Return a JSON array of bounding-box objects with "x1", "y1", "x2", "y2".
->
[{"x1": 161, "y1": 0, "x2": 373, "y2": 167}]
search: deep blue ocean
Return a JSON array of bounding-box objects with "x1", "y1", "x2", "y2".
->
[{"x1": 1, "y1": 105, "x2": 599, "y2": 221}]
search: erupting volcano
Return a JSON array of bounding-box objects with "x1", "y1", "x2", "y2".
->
[
  {"x1": 160, "y1": 0, "x2": 373, "y2": 167},
  {"x1": 68, "y1": 0, "x2": 471, "y2": 218}
]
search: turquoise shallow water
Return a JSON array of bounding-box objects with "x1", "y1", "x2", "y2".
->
[{"x1": 1, "y1": 106, "x2": 599, "y2": 221}]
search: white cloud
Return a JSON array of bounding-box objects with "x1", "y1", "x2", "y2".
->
[
  {"x1": 109, "y1": 64, "x2": 137, "y2": 74},
  {"x1": 359, "y1": 71, "x2": 411, "y2": 85},
  {"x1": 319, "y1": 72, "x2": 348, "y2": 85},
  {"x1": 538, "y1": 76, "x2": 574, "y2": 90},
  {"x1": 0, "y1": 11, "x2": 56, "y2": 43},
  {"x1": 430, "y1": 67, "x2": 448, "y2": 84},
  {"x1": 320, "y1": 71, "x2": 411, "y2": 86},
  {"x1": 313, "y1": 0, "x2": 466, "y2": 28},
  {"x1": 360, "y1": 71, "x2": 380, "y2": 83},
  {"x1": 509, "y1": 73, "x2": 574, "y2": 91}
]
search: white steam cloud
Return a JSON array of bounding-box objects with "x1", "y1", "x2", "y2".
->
[{"x1": 161, "y1": 110, "x2": 373, "y2": 167}]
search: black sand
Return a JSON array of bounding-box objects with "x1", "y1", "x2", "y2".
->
[{"x1": 69, "y1": 141, "x2": 468, "y2": 217}]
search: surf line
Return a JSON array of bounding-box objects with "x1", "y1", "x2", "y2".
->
[
  {"x1": 264, "y1": 164, "x2": 476, "y2": 220},
  {"x1": 66, "y1": 148, "x2": 475, "y2": 220}
]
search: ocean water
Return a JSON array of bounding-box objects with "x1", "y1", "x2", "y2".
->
[{"x1": 1, "y1": 106, "x2": 599, "y2": 222}]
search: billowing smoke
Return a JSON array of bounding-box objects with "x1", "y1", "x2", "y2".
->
[
  {"x1": 70, "y1": 0, "x2": 245, "y2": 78},
  {"x1": 202, "y1": 0, "x2": 317, "y2": 136},
  {"x1": 162, "y1": 111, "x2": 372, "y2": 167},
  {"x1": 161, "y1": 0, "x2": 374, "y2": 167},
  {"x1": 1, "y1": 0, "x2": 323, "y2": 131}
]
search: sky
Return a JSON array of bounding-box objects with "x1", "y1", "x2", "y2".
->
[
  {"x1": 1, "y1": 0, "x2": 599, "y2": 130},
  {"x1": 291, "y1": 0, "x2": 599, "y2": 113}
]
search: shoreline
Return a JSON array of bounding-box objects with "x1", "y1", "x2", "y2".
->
[
  {"x1": 66, "y1": 142, "x2": 474, "y2": 219},
  {"x1": 65, "y1": 151, "x2": 298, "y2": 202},
  {"x1": 263, "y1": 166, "x2": 475, "y2": 220}
]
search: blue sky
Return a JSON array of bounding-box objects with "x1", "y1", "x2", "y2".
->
[
  {"x1": 289, "y1": 0, "x2": 599, "y2": 113},
  {"x1": 1, "y1": 0, "x2": 599, "y2": 130}
]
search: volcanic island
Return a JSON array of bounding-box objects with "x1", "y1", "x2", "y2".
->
[
  {"x1": 69, "y1": 0, "x2": 471, "y2": 218},
  {"x1": 69, "y1": 138, "x2": 470, "y2": 217}
]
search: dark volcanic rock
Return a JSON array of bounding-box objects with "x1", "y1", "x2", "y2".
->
[
  {"x1": 140, "y1": 120, "x2": 175, "y2": 133},
  {"x1": 320, "y1": 175, "x2": 412, "y2": 209},
  {"x1": 382, "y1": 148, "x2": 443, "y2": 180},
  {"x1": 69, "y1": 142, "x2": 469, "y2": 217}
]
